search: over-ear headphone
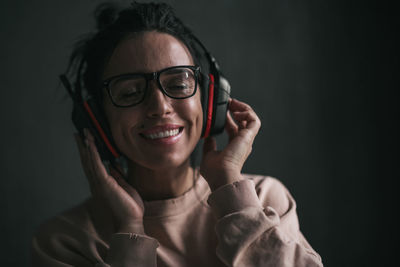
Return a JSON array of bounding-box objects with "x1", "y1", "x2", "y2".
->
[
  {"x1": 193, "y1": 36, "x2": 231, "y2": 138},
  {"x1": 60, "y1": 35, "x2": 231, "y2": 163}
]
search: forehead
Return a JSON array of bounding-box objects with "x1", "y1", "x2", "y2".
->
[{"x1": 103, "y1": 31, "x2": 194, "y2": 79}]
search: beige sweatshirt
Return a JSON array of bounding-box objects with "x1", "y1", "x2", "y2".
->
[{"x1": 32, "y1": 174, "x2": 323, "y2": 266}]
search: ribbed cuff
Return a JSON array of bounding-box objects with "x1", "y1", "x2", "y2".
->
[{"x1": 207, "y1": 179, "x2": 263, "y2": 219}]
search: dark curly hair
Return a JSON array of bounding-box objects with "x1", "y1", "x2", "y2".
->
[
  {"x1": 65, "y1": 1, "x2": 207, "y2": 106},
  {"x1": 65, "y1": 1, "x2": 209, "y2": 167}
]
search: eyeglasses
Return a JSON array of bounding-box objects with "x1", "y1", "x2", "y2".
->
[{"x1": 103, "y1": 65, "x2": 200, "y2": 107}]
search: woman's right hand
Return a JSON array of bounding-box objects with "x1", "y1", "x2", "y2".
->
[{"x1": 74, "y1": 129, "x2": 145, "y2": 234}]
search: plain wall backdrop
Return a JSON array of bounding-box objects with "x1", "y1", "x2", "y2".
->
[{"x1": 0, "y1": 0, "x2": 397, "y2": 266}]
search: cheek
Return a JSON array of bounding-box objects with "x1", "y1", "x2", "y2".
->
[
  {"x1": 179, "y1": 93, "x2": 203, "y2": 133},
  {"x1": 194, "y1": 92, "x2": 204, "y2": 129},
  {"x1": 103, "y1": 99, "x2": 141, "y2": 147}
]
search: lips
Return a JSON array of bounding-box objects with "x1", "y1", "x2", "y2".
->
[{"x1": 140, "y1": 124, "x2": 183, "y2": 140}]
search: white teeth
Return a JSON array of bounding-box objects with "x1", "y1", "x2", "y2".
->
[{"x1": 145, "y1": 129, "x2": 180, "y2": 139}]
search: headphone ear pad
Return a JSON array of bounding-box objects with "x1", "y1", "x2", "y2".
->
[
  {"x1": 201, "y1": 74, "x2": 215, "y2": 138},
  {"x1": 201, "y1": 73, "x2": 231, "y2": 138},
  {"x1": 210, "y1": 75, "x2": 231, "y2": 135},
  {"x1": 200, "y1": 73, "x2": 210, "y2": 137}
]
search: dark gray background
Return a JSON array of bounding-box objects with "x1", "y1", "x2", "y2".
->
[{"x1": 0, "y1": 0, "x2": 397, "y2": 266}]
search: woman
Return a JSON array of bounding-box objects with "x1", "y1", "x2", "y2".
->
[{"x1": 32, "y1": 2, "x2": 323, "y2": 266}]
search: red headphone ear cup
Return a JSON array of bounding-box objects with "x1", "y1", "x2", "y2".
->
[{"x1": 203, "y1": 73, "x2": 215, "y2": 139}]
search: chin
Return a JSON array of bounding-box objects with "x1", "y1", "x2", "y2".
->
[{"x1": 127, "y1": 151, "x2": 191, "y2": 171}]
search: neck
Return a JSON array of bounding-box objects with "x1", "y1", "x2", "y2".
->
[{"x1": 126, "y1": 160, "x2": 196, "y2": 201}]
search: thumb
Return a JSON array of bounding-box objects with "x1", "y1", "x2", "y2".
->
[{"x1": 203, "y1": 136, "x2": 217, "y2": 156}]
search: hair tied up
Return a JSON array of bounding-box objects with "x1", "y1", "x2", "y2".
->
[{"x1": 94, "y1": 2, "x2": 122, "y2": 31}]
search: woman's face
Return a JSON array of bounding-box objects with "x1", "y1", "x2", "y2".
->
[{"x1": 102, "y1": 31, "x2": 203, "y2": 171}]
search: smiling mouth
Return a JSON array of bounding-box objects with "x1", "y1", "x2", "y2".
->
[{"x1": 141, "y1": 127, "x2": 183, "y2": 140}]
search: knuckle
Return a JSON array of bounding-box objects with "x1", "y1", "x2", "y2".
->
[{"x1": 243, "y1": 103, "x2": 252, "y2": 110}]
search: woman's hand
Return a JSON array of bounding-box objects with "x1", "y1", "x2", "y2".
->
[
  {"x1": 200, "y1": 98, "x2": 261, "y2": 191},
  {"x1": 74, "y1": 129, "x2": 144, "y2": 234}
]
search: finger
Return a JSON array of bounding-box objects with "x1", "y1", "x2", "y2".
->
[
  {"x1": 225, "y1": 111, "x2": 238, "y2": 141},
  {"x1": 203, "y1": 136, "x2": 217, "y2": 155},
  {"x1": 74, "y1": 133, "x2": 96, "y2": 191},
  {"x1": 85, "y1": 129, "x2": 110, "y2": 187},
  {"x1": 83, "y1": 130, "x2": 103, "y2": 191},
  {"x1": 113, "y1": 175, "x2": 144, "y2": 211},
  {"x1": 232, "y1": 111, "x2": 248, "y2": 129},
  {"x1": 229, "y1": 98, "x2": 253, "y2": 112},
  {"x1": 232, "y1": 111, "x2": 261, "y2": 132},
  {"x1": 110, "y1": 164, "x2": 145, "y2": 212},
  {"x1": 240, "y1": 120, "x2": 247, "y2": 129}
]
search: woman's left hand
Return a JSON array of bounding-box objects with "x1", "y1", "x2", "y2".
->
[{"x1": 200, "y1": 98, "x2": 261, "y2": 191}]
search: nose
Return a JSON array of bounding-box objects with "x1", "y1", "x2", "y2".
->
[{"x1": 145, "y1": 80, "x2": 173, "y2": 118}]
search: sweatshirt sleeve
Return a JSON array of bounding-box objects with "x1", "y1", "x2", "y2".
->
[
  {"x1": 31, "y1": 216, "x2": 159, "y2": 267},
  {"x1": 207, "y1": 177, "x2": 323, "y2": 267}
]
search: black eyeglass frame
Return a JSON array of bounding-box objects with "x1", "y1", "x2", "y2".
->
[{"x1": 103, "y1": 65, "x2": 200, "y2": 108}]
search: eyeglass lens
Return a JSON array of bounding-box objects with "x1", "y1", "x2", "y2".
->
[{"x1": 109, "y1": 67, "x2": 196, "y2": 107}]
